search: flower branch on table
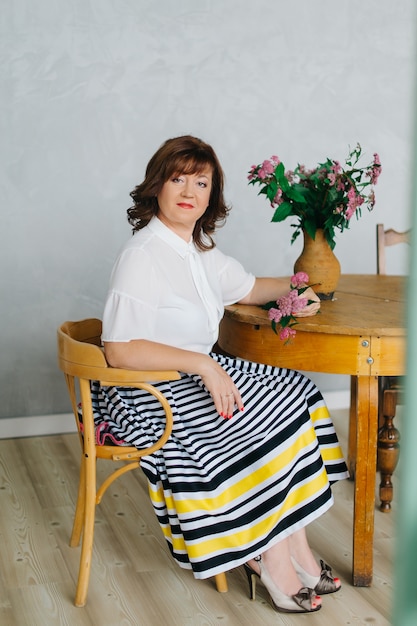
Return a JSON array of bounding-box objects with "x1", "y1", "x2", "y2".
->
[{"x1": 262, "y1": 272, "x2": 317, "y2": 343}]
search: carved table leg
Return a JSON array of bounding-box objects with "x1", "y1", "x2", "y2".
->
[{"x1": 377, "y1": 389, "x2": 400, "y2": 512}]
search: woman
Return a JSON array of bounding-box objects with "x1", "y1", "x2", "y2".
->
[{"x1": 92, "y1": 135, "x2": 349, "y2": 614}]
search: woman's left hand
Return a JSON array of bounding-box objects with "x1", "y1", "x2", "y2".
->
[{"x1": 294, "y1": 287, "x2": 321, "y2": 317}]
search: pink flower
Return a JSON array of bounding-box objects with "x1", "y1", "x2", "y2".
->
[
  {"x1": 263, "y1": 271, "x2": 316, "y2": 343},
  {"x1": 327, "y1": 173, "x2": 337, "y2": 186},
  {"x1": 256, "y1": 168, "x2": 269, "y2": 180},
  {"x1": 272, "y1": 188, "x2": 283, "y2": 206},
  {"x1": 290, "y1": 272, "x2": 309, "y2": 288},
  {"x1": 345, "y1": 206, "x2": 356, "y2": 220},
  {"x1": 276, "y1": 293, "x2": 295, "y2": 316},
  {"x1": 247, "y1": 165, "x2": 258, "y2": 181},
  {"x1": 268, "y1": 307, "x2": 283, "y2": 323},
  {"x1": 347, "y1": 186, "x2": 356, "y2": 200},
  {"x1": 367, "y1": 153, "x2": 382, "y2": 184},
  {"x1": 291, "y1": 296, "x2": 308, "y2": 313},
  {"x1": 285, "y1": 169, "x2": 295, "y2": 184},
  {"x1": 331, "y1": 160, "x2": 342, "y2": 174},
  {"x1": 279, "y1": 327, "x2": 296, "y2": 341},
  {"x1": 345, "y1": 186, "x2": 364, "y2": 219},
  {"x1": 262, "y1": 160, "x2": 275, "y2": 175},
  {"x1": 336, "y1": 177, "x2": 345, "y2": 192}
]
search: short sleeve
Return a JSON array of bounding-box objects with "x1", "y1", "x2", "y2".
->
[
  {"x1": 102, "y1": 247, "x2": 158, "y2": 342},
  {"x1": 207, "y1": 249, "x2": 255, "y2": 305}
]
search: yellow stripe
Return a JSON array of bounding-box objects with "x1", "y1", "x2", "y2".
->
[
  {"x1": 152, "y1": 470, "x2": 330, "y2": 558},
  {"x1": 149, "y1": 425, "x2": 321, "y2": 516},
  {"x1": 321, "y1": 445, "x2": 346, "y2": 462},
  {"x1": 186, "y1": 470, "x2": 329, "y2": 559},
  {"x1": 146, "y1": 401, "x2": 344, "y2": 559},
  {"x1": 147, "y1": 483, "x2": 188, "y2": 552},
  {"x1": 309, "y1": 405, "x2": 346, "y2": 463},
  {"x1": 309, "y1": 404, "x2": 330, "y2": 423},
  {"x1": 160, "y1": 524, "x2": 187, "y2": 551}
]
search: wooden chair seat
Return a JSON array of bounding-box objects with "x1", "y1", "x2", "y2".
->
[{"x1": 57, "y1": 318, "x2": 228, "y2": 606}]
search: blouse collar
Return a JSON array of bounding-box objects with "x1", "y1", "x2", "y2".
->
[{"x1": 147, "y1": 216, "x2": 194, "y2": 259}]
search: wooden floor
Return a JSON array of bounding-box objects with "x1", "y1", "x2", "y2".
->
[{"x1": 0, "y1": 410, "x2": 396, "y2": 625}]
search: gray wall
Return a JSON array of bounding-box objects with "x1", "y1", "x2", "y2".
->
[{"x1": 1, "y1": 0, "x2": 415, "y2": 421}]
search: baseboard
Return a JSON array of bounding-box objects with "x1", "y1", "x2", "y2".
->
[
  {"x1": 0, "y1": 390, "x2": 350, "y2": 440},
  {"x1": 0, "y1": 413, "x2": 76, "y2": 439}
]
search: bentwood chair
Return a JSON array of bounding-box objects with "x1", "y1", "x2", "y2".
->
[
  {"x1": 57, "y1": 318, "x2": 228, "y2": 607},
  {"x1": 349, "y1": 224, "x2": 410, "y2": 512}
]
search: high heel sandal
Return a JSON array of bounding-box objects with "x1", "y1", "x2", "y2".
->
[
  {"x1": 243, "y1": 556, "x2": 321, "y2": 614},
  {"x1": 291, "y1": 557, "x2": 341, "y2": 594}
]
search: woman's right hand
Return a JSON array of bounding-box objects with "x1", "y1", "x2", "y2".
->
[
  {"x1": 105, "y1": 339, "x2": 243, "y2": 419},
  {"x1": 198, "y1": 355, "x2": 244, "y2": 419}
]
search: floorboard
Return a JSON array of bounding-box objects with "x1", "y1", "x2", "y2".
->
[{"x1": 0, "y1": 410, "x2": 396, "y2": 625}]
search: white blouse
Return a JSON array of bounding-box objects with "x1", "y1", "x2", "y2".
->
[{"x1": 102, "y1": 217, "x2": 255, "y2": 354}]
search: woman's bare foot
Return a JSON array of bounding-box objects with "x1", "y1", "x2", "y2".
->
[{"x1": 288, "y1": 528, "x2": 321, "y2": 578}]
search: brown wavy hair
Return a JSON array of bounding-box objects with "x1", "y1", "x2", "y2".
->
[{"x1": 127, "y1": 135, "x2": 230, "y2": 250}]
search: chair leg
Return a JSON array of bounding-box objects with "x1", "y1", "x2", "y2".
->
[
  {"x1": 377, "y1": 389, "x2": 400, "y2": 512},
  {"x1": 215, "y1": 572, "x2": 228, "y2": 592},
  {"x1": 70, "y1": 455, "x2": 86, "y2": 547},
  {"x1": 74, "y1": 457, "x2": 97, "y2": 607}
]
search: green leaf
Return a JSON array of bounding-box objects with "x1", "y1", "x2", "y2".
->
[
  {"x1": 261, "y1": 300, "x2": 278, "y2": 311},
  {"x1": 266, "y1": 180, "x2": 278, "y2": 202},
  {"x1": 271, "y1": 202, "x2": 293, "y2": 222},
  {"x1": 287, "y1": 187, "x2": 307, "y2": 203},
  {"x1": 290, "y1": 227, "x2": 302, "y2": 245},
  {"x1": 274, "y1": 162, "x2": 285, "y2": 178},
  {"x1": 303, "y1": 220, "x2": 317, "y2": 240}
]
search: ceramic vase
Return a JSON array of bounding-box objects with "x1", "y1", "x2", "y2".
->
[{"x1": 293, "y1": 229, "x2": 341, "y2": 300}]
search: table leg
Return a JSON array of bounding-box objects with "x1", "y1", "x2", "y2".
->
[
  {"x1": 377, "y1": 387, "x2": 401, "y2": 512},
  {"x1": 352, "y1": 375, "x2": 379, "y2": 586},
  {"x1": 348, "y1": 375, "x2": 357, "y2": 478}
]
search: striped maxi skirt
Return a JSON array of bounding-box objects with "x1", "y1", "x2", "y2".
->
[{"x1": 91, "y1": 353, "x2": 348, "y2": 579}]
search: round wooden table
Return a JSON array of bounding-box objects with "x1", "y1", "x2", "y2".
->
[{"x1": 218, "y1": 274, "x2": 406, "y2": 586}]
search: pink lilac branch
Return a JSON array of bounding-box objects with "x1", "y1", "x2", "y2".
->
[{"x1": 264, "y1": 272, "x2": 315, "y2": 344}]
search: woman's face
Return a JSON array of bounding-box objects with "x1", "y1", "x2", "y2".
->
[{"x1": 156, "y1": 167, "x2": 212, "y2": 240}]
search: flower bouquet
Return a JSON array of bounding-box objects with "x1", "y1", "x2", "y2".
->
[{"x1": 248, "y1": 144, "x2": 381, "y2": 249}]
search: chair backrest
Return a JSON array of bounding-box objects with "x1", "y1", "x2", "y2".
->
[
  {"x1": 57, "y1": 318, "x2": 181, "y2": 459},
  {"x1": 58, "y1": 318, "x2": 181, "y2": 385},
  {"x1": 376, "y1": 223, "x2": 411, "y2": 275}
]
